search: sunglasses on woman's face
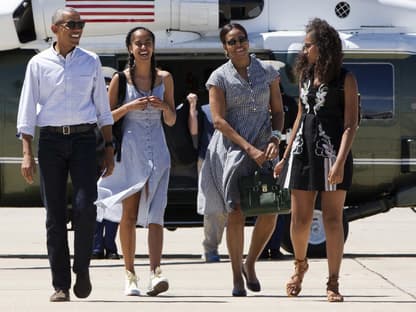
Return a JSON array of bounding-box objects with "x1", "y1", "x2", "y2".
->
[
  {"x1": 58, "y1": 20, "x2": 86, "y2": 30},
  {"x1": 226, "y1": 36, "x2": 248, "y2": 46}
]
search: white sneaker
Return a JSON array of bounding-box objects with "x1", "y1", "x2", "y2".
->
[
  {"x1": 124, "y1": 270, "x2": 140, "y2": 296},
  {"x1": 146, "y1": 266, "x2": 169, "y2": 296}
]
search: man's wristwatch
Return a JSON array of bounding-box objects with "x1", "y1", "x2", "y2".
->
[{"x1": 104, "y1": 141, "x2": 114, "y2": 148}]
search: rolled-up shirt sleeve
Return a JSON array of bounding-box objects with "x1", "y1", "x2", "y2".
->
[
  {"x1": 93, "y1": 57, "x2": 114, "y2": 128},
  {"x1": 16, "y1": 60, "x2": 39, "y2": 138}
]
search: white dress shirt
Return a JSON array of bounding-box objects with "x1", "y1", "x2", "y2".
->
[{"x1": 17, "y1": 45, "x2": 114, "y2": 137}]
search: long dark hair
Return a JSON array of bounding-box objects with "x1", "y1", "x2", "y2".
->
[
  {"x1": 125, "y1": 26, "x2": 157, "y2": 94},
  {"x1": 294, "y1": 18, "x2": 343, "y2": 84}
]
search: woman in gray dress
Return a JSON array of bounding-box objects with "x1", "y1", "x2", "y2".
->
[{"x1": 198, "y1": 23, "x2": 284, "y2": 296}]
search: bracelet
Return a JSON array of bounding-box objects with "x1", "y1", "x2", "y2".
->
[{"x1": 271, "y1": 129, "x2": 283, "y2": 141}]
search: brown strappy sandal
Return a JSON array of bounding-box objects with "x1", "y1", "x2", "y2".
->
[
  {"x1": 326, "y1": 275, "x2": 344, "y2": 302},
  {"x1": 286, "y1": 258, "x2": 309, "y2": 297}
]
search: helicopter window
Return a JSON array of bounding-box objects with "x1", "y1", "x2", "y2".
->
[
  {"x1": 344, "y1": 63, "x2": 394, "y2": 120},
  {"x1": 219, "y1": 0, "x2": 264, "y2": 26}
]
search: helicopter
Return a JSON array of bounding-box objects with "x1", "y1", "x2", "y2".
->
[{"x1": 1, "y1": 0, "x2": 416, "y2": 256}]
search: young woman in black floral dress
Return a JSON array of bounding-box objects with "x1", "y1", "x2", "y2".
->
[{"x1": 274, "y1": 18, "x2": 359, "y2": 302}]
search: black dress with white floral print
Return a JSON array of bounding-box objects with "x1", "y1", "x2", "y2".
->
[{"x1": 280, "y1": 68, "x2": 353, "y2": 191}]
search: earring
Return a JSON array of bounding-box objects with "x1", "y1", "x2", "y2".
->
[{"x1": 224, "y1": 51, "x2": 229, "y2": 59}]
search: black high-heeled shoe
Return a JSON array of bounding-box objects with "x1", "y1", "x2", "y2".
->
[
  {"x1": 232, "y1": 288, "x2": 247, "y2": 297},
  {"x1": 242, "y1": 265, "x2": 261, "y2": 292}
]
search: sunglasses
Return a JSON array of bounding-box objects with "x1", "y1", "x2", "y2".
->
[
  {"x1": 226, "y1": 36, "x2": 248, "y2": 46},
  {"x1": 58, "y1": 20, "x2": 86, "y2": 30}
]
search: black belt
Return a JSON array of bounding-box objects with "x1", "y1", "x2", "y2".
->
[{"x1": 41, "y1": 123, "x2": 96, "y2": 135}]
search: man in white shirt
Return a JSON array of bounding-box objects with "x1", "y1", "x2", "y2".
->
[{"x1": 16, "y1": 7, "x2": 114, "y2": 302}]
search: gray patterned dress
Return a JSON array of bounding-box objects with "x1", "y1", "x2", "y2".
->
[{"x1": 197, "y1": 55, "x2": 279, "y2": 215}]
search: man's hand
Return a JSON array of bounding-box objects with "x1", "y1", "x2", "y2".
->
[
  {"x1": 21, "y1": 154, "x2": 36, "y2": 184},
  {"x1": 187, "y1": 93, "x2": 198, "y2": 112},
  {"x1": 101, "y1": 147, "x2": 115, "y2": 177},
  {"x1": 20, "y1": 134, "x2": 36, "y2": 184}
]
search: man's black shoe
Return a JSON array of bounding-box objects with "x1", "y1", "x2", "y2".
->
[
  {"x1": 105, "y1": 252, "x2": 120, "y2": 260},
  {"x1": 50, "y1": 289, "x2": 70, "y2": 302},
  {"x1": 91, "y1": 251, "x2": 105, "y2": 259},
  {"x1": 258, "y1": 249, "x2": 270, "y2": 260},
  {"x1": 73, "y1": 271, "x2": 92, "y2": 298},
  {"x1": 270, "y1": 248, "x2": 284, "y2": 260}
]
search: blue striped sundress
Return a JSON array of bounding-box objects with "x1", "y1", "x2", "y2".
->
[{"x1": 95, "y1": 81, "x2": 170, "y2": 227}]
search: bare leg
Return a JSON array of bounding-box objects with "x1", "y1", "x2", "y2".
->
[
  {"x1": 321, "y1": 190, "x2": 346, "y2": 278},
  {"x1": 119, "y1": 192, "x2": 140, "y2": 273},
  {"x1": 244, "y1": 214, "x2": 277, "y2": 282},
  {"x1": 290, "y1": 190, "x2": 316, "y2": 260},
  {"x1": 226, "y1": 207, "x2": 245, "y2": 291},
  {"x1": 148, "y1": 223, "x2": 163, "y2": 271},
  {"x1": 146, "y1": 222, "x2": 169, "y2": 296},
  {"x1": 321, "y1": 190, "x2": 346, "y2": 301},
  {"x1": 286, "y1": 190, "x2": 316, "y2": 296}
]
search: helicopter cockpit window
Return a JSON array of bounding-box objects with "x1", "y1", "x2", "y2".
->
[
  {"x1": 344, "y1": 63, "x2": 394, "y2": 120},
  {"x1": 219, "y1": 0, "x2": 264, "y2": 26}
]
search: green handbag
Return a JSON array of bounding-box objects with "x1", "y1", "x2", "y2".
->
[{"x1": 239, "y1": 170, "x2": 291, "y2": 217}]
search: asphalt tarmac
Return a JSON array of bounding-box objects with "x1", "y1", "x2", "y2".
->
[{"x1": 1, "y1": 207, "x2": 415, "y2": 311}]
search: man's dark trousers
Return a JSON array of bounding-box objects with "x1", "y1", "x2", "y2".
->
[
  {"x1": 93, "y1": 219, "x2": 119, "y2": 255},
  {"x1": 38, "y1": 128, "x2": 97, "y2": 291}
]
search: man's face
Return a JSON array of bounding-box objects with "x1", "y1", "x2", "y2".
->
[{"x1": 52, "y1": 11, "x2": 85, "y2": 47}]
